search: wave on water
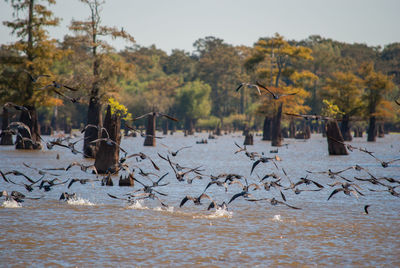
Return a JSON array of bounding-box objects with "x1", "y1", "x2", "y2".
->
[
  {"x1": 66, "y1": 197, "x2": 95, "y2": 206},
  {"x1": 272, "y1": 214, "x2": 282, "y2": 222},
  {"x1": 154, "y1": 206, "x2": 174, "y2": 213},
  {"x1": 193, "y1": 208, "x2": 233, "y2": 219},
  {"x1": 2, "y1": 200, "x2": 22, "y2": 208},
  {"x1": 127, "y1": 200, "x2": 149, "y2": 210}
]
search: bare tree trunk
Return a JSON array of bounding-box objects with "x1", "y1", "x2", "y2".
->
[
  {"x1": 144, "y1": 114, "x2": 156, "y2": 146},
  {"x1": 367, "y1": 116, "x2": 376, "y2": 142},
  {"x1": 378, "y1": 123, "x2": 385, "y2": 138},
  {"x1": 185, "y1": 117, "x2": 194, "y2": 135},
  {"x1": 326, "y1": 120, "x2": 348, "y2": 155},
  {"x1": 83, "y1": 97, "x2": 102, "y2": 157},
  {"x1": 0, "y1": 107, "x2": 13, "y2": 145},
  {"x1": 271, "y1": 103, "x2": 283, "y2": 147},
  {"x1": 340, "y1": 114, "x2": 352, "y2": 141},
  {"x1": 15, "y1": 105, "x2": 41, "y2": 150},
  {"x1": 262, "y1": 116, "x2": 272, "y2": 141},
  {"x1": 95, "y1": 105, "x2": 121, "y2": 174}
]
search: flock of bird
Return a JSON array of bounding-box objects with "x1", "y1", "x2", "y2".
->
[
  {"x1": 1, "y1": 123, "x2": 399, "y2": 216},
  {"x1": 0, "y1": 76, "x2": 399, "y2": 216}
]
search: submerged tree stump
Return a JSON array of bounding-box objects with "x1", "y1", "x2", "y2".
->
[
  {"x1": 262, "y1": 117, "x2": 272, "y2": 141},
  {"x1": 340, "y1": 114, "x2": 352, "y2": 141},
  {"x1": 326, "y1": 120, "x2": 348, "y2": 155},
  {"x1": 95, "y1": 105, "x2": 121, "y2": 174},
  {"x1": 144, "y1": 113, "x2": 156, "y2": 146},
  {"x1": 0, "y1": 107, "x2": 13, "y2": 145},
  {"x1": 119, "y1": 172, "x2": 134, "y2": 187},
  {"x1": 15, "y1": 105, "x2": 42, "y2": 150},
  {"x1": 162, "y1": 120, "x2": 168, "y2": 135},
  {"x1": 271, "y1": 103, "x2": 283, "y2": 147},
  {"x1": 367, "y1": 116, "x2": 376, "y2": 142},
  {"x1": 83, "y1": 97, "x2": 102, "y2": 158},
  {"x1": 243, "y1": 128, "x2": 253, "y2": 145},
  {"x1": 288, "y1": 119, "x2": 296, "y2": 138},
  {"x1": 378, "y1": 123, "x2": 384, "y2": 138}
]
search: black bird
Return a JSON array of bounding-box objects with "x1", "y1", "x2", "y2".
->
[
  {"x1": 59, "y1": 192, "x2": 77, "y2": 201},
  {"x1": 22, "y1": 70, "x2": 50, "y2": 82},
  {"x1": 7, "y1": 122, "x2": 32, "y2": 138},
  {"x1": 161, "y1": 144, "x2": 192, "y2": 157},
  {"x1": 247, "y1": 197, "x2": 301, "y2": 210},
  {"x1": 207, "y1": 201, "x2": 228, "y2": 211},
  {"x1": 132, "y1": 177, "x2": 168, "y2": 197},
  {"x1": 251, "y1": 156, "x2": 279, "y2": 175},
  {"x1": 3, "y1": 102, "x2": 30, "y2": 114},
  {"x1": 81, "y1": 124, "x2": 110, "y2": 139},
  {"x1": 293, "y1": 176, "x2": 324, "y2": 189},
  {"x1": 67, "y1": 178, "x2": 100, "y2": 189},
  {"x1": 1, "y1": 190, "x2": 41, "y2": 203},
  {"x1": 140, "y1": 172, "x2": 170, "y2": 188},
  {"x1": 132, "y1": 111, "x2": 179, "y2": 122},
  {"x1": 121, "y1": 152, "x2": 160, "y2": 171},
  {"x1": 180, "y1": 193, "x2": 212, "y2": 207},
  {"x1": 256, "y1": 81, "x2": 298, "y2": 100},
  {"x1": 235, "y1": 82, "x2": 262, "y2": 95},
  {"x1": 38, "y1": 178, "x2": 68, "y2": 192},
  {"x1": 285, "y1": 112, "x2": 337, "y2": 121},
  {"x1": 90, "y1": 138, "x2": 127, "y2": 154},
  {"x1": 364, "y1": 205, "x2": 371, "y2": 214},
  {"x1": 4, "y1": 170, "x2": 37, "y2": 184},
  {"x1": 66, "y1": 162, "x2": 98, "y2": 175},
  {"x1": 167, "y1": 155, "x2": 202, "y2": 182},
  {"x1": 8, "y1": 175, "x2": 43, "y2": 192},
  {"x1": 368, "y1": 185, "x2": 400, "y2": 197},
  {"x1": 327, "y1": 182, "x2": 364, "y2": 200},
  {"x1": 38, "y1": 80, "x2": 78, "y2": 91}
]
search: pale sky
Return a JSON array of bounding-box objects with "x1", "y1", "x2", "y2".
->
[{"x1": 0, "y1": 0, "x2": 399, "y2": 54}]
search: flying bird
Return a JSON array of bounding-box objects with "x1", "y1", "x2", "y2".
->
[
  {"x1": 132, "y1": 111, "x2": 178, "y2": 122},
  {"x1": 235, "y1": 82, "x2": 262, "y2": 95},
  {"x1": 256, "y1": 81, "x2": 298, "y2": 100},
  {"x1": 22, "y1": 70, "x2": 50, "y2": 82}
]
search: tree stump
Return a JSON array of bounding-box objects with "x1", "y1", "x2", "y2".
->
[
  {"x1": 119, "y1": 172, "x2": 135, "y2": 186},
  {"x1": 15, "y1": 105, "x2": 42, "y2": 150},
  {"x1": 305, "y1": 124, "x2": 311, "y2": 139},
  {"x1": 144, "y1": 113, "x2": 156, "y2": 146},
  {"x1": 289, "y1": 119, "x2": 296, "y2": 138},
  {"x1": 262, "y1": 117, "x2": 272, "y2": 140},
  {"x1": 162, "y1": 120, "x2": 168, "y2": 135},
  {"x1": 83, "y1": 97, "x2": 102, "y2": 158},
  {"x1": 95, "y1": 105, "x2": 121, "y2": 174},
  {"x1": 271, "y1": 103, "x2": 283, "y2": 147},
  {"x1": 1, "y1": 107, "x2": 13, "y2": 145},
  {"x1": 378, "y1": 123, "x2": 384, "y2": 138},
  {"x1": 244, "y1": 133, "x2": 253, "y2": 145},
  {"x1": 326, "y1": 120, "x2": 348, "y2": 155},
  {"x1": 340, "y1": 114, "x2": 352, "y2": 141},
  {"x1": 367, "y1": 116, "x2": 376, "y2": 142}
]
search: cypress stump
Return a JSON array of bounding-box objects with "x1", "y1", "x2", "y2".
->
[
  {"x1": 95, "y1": 105, "x2": 121, "y2": 174},
  {"x1": 144, "y1": 113, "x2": 156, "y2": 146},
  {"x1": 326, "y1": 119, "x2": 348, "y2": 155},
  {"x1": 83, "y1": 97, "x2": 102, "y2": 158},
  {"x1": 262, "y1": 117, "x2": 272, "y2": 140},
  {"x1": 15, "y1": 105, "x2": 42, "y2": 150},
  {"x1": 0, "y1": 107, "x2": 13, "y2": 145},
  {"x1": 271, "y1": 103, "x2": 283, "y2": 147}
]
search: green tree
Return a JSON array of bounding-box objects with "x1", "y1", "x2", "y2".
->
[
  {"x1": 174, "y1": 80, "x2": 211, "y2": 134},
  {"x1": 321, "y1": 71, "x2": 363, "y2": 141}
]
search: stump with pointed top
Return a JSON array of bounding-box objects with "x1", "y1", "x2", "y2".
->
[
  {"x1": 326, "y1": 120, "x2": 348, "y2": 155},
  {"x1": 144, "y1": 113, "x2": 156, "y2": 146}
]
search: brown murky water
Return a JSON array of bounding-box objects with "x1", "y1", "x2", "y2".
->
[{"x1": 1, "y1": 132, "x2": 399, "y2": 267}]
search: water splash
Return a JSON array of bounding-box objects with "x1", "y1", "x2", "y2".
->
[
  {"x1": 154, "y1": 206, "x2": 174, "y2": 213},
  {"x1": 272, "y1": 214, "x2": 282, "y2": 222},
  {"x1": 127, "y1": 200, "x2": 149, "y2": 210},
  {"x1": 67, "y1": 197, "x2": 95, "y2": 206},
  {"x1": 2, "y1": 200, "x2": 22, "y2": 208},
  {"x1": 193, "y1": 208, "x2": 233, "y2": 219}
]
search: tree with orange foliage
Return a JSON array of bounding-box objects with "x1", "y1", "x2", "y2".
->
[
  {"x1": 2, "y1": 0, "x2": 66, "y2": 149},
  {"x1": 246, "y1": 33, "x2": 314, "y2": 146},
  {"x1": 358, "y1": 62, "x2": 395, "y2": 141}
]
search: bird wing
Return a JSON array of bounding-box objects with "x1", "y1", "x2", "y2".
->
[
  {"x1": 62, "y1": 84, "x2": 78, "y2": 91},
  {"x1": 256, "y1": 81, "x2": 276, "y2": 98},
  {"x1": 327, "y1": 188, "x2": 344, "y2": 200},
  {"x1": 228, "y1": 191, "x2": 246, "y2": 204},
  {"x1": 250, "y1": 160, "x2": 262, "y2": 175},
  {"x1": 179, "y1": 196, "x2": 191, "y2": 207}
]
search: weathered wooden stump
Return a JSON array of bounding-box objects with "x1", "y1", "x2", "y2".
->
[
  {"x1": 326, "y1": 120, "x2": 348, "y2": 155},
  {"x1": 288, "y1": 119, "x2": 295, "y2": 138},
  {"x1": 0, "y1": 107, "x2": 13, "y2": 145},
  {"x1": 378, "y1": 123, "x2": 384, "y2": 138},
  {"x1": 144, "y1": 113, "x2": 156, "y2": 146},
  {"x1": 340, "y1": 114, "x2": 352, "y2": 141},
  {"x1": 262, "y1": 117, "x2": 272, "y2": 141},
  {"x1": 367, "y1": 116, "x2": 376, "y2": 142},
  {"x1": 15, "y1": 105, "x2": 42, "y2": 150},
  {"x1": 271, "y1": 103, "x2": 283, "y2": 147},
  {"x1": 244, "y1": 132, "x2": 254, "y2": 145},
  {"x1": 95, "y1": 105, "x2": 121, "y2": 174},
  {"x1": 83, "y1": 97, "x2": 102, "y2": 158},
  {"x1": 162, "y1": 120, "x2": 168, "y2": 135},
  {"x1": 119, "y1": 172, "x2": 135, "y2": 187}
]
